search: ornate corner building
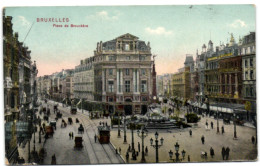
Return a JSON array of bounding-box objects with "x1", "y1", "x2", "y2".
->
[{"x1": 73, "y1": 33, "x2": 155, "y2": 115}]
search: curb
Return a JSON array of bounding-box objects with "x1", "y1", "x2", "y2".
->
[{"x1": 109, "y1": 142, "x2": 126, "y2": 164}]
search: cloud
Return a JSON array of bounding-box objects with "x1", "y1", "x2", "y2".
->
[
  {"x1": 145, "y1": 27, "x2": 173, "y2": 35},
  {"x1": 87, "y1": 11, "x2": 120, "y2": 20},
  {"x1": 229, "y1": 19, "x2": 247, "y2": 28},
  {"x1": 15, "y1": 16, "x2": 31, "y2": 27}
]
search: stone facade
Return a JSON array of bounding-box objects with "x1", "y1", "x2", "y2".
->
[
  {"x1": 172, "y1": 66, "x2": 191, "y2": 100},
  {"x1": 93, "y1": 33, "x2": 153, "y2": 115},
  {"x1": 239, "y1": 32, "x2": 256, "y2": 118}
]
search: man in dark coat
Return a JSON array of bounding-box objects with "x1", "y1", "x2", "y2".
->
[
  {"x1": 145, "y1": 146, "x2": 148, "y2": 155},
  {"x1": 189, "y1": 129, "x2": 192, "y2": 137},
  {"x1": 94, "y1": 134, "x2": 97, "y2": 143},
  {"x1": 211, "y1": 121, "x2": 214, "y2": 129},
  {"x1": 221, "y1": 147, "x2": 226, "y2": 160},
  {"x1": 201, "y1": 135, "x2": 205, "y2": 144},
  {"x1": 225, "y1": 147, "x2": 230, "y2": 160},
  {"x1": 126, "y1": 152, "x2": 129, "y2": 162},
  {"x1": 138, "y1": 142, "x2": 140, "y2": 152},
  {"x1": 251, "y1": 136, "x2": 255, "y2": 144},
  {"x1": 210, "y1": 147, "x2": 215, "y2": 158},
  {"x1": 221, "y1": 126, "x2": 225, "y2": 134}
]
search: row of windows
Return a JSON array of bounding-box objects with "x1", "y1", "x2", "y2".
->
[
  {"x1": 108, "y1": 68, "x2": 146, "y2": 76},
  {"x1": 107, "y1": 80, "x2": 147, "y2": 93},
  {"x1": 108, "y1": 55, "x2": 146, "y2": 61},
  {"x1": 244, "y1": 70, "x2": 255, "y2": 80},
  {"x1": 244, "y1": 58, "x2": 254, "y2": 68}
]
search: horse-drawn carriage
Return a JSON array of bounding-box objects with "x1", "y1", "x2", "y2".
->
[
  {"x1": 45, "y1": 126, "x2": 54, "y2": 137},
  {"x1": 223, "y1": 118, "x2": 231, "y2": 124},
  {"x1": 54, "y1": 105, "x2": 58, "y2": 111},
  {"x1": 78, "y1": 124, "x2": 84, "y2": 134},
  {"x1": 71, "y1": 106, "x2": 77, "y2": 114},
  {"x1": 56, "y1": 111, "x2": 62, "y2": 119},
  {"x1": 74, "y1": 136, "x2": 83, "y2": 148},
  {"x1": 68, "y1": 117, "x2": 73, "y2": 125},
  {"x1": 235, "y1": 119, "x2": 245, "y2": 126},
  {"x1": 44, "y1": 114, "x2": 49, "y2": 121},
  {"x1": 50, "y1": 120, "x2": 57, "y2": 130},
  {"x1": 61, "y1": 119, "x2": 67, "y2": 128}
]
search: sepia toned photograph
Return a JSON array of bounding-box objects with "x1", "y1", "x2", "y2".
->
[{"x1": 2, "y1": 4, "x2": 257, "y2": 165}]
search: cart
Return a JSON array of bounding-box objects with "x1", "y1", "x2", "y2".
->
[
  {"x1": 78, "y1": 124, "x2": 84, "y2": 134},
  {"x1": 50, "y1": 120, "x2": 57, "y2": 130},
  {"x1": 68, "y1": 117, "x2": 73, "y2": 124},
  {"x1": 74, "y1": 136, "x2": 83, "y2": 148},
  {"x1": 71, "y1": 106, "x2": 77, "y2": 114},
  {"x1": 45, "y1": 126, "x2": 54, "y2": 137},
  {"x1": 54, "y1": 105, "x2": 58, "y2": 111}
]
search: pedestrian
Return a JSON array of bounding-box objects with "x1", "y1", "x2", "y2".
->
[
  {"x1": 225, "y1": 147, "x2": 230, "y2": 160},
  {"x1": 69, "y1": 132, "x2": 71, "y2": 139},
  {"x1": 40, "y1": 126, "x2": 44, "y2": 135},
  {"x1": 206, "y1": 121, "x2": 208, "y2": 129},
  {"x1": 126, "y1": 152, "x2": 129, "y2": 162},
  {"x1": 72, "y1": 132, "x2": 74, "y2": 139},
  {"x1": 119, "y1": 147, "x2": 121, "y2": 154},
  {"x1": 43, "y1": 123, "x2": 46, "y2": 132},
  {"x1": 211, "y1": 121, "x2": 214, "y2": 129},
  {"x1": 128, "y1": 144, "x2": 131, "y2": 152},
  {"x1": 94, "y1": 134, "x2": 97, "y2": 143},
  {"x1": 221, "y1": 126, "x2": 225, "y2": 134},
  {"x1": 138, "y1": 142, "x2": 140, "y2": 152},
  {"x1": 51, "y1": 154, "x2": 56, "y2": 165},
  {"x1": 221, "y1": 147, "x2": 226, "y2": 160},
  {"x1": 210, "y1": 147, "x2": 215, "y2": 158},
  {"x1": 188, "y1": 155, "x2": 190, "y2": 162},
  {"x1": 251, "y1": 136, "x2": 255, "y2": 144},
  {"x1": 145, "y1": 146, "x2": 148, "y2": 155},
  {"x1": 189, "y1": 129, "x2": 192, "y2": 137},
  {"x1": 201, "y1": 135, "x2": 205, "y2": 144},
  {"x1": 115, "y1": 148, "x2": 118, "y2": 154}
]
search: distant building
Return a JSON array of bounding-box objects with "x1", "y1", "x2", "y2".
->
[{"x1": 172, "y1": 66, "x2": 191, "y2": 101}]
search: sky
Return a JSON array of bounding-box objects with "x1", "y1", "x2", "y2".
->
[{"x1": 5, "y1": 5, "x2": 256, "y2": 76}]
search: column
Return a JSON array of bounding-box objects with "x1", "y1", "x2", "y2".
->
[
  {"x1": 219, "y1": 73, "x2": 222, "y2": 94},
  {"x1": 225, "y1": 74, "x2": 227, "y2": 94},
  {"x1": 229, "y1": 74, "x2": 232, "y2": 94},
  {"x1": 102, "y1": 69, "x2": 105, "y2": 94},
  {"x1": 235, "y1": 73, "x2": 238, "y2": 94},
  {"x1": 117, "y1": 69, "x2": 120, "y2": 93},
  {"x1": 137, "y1": 69, "x2": 139, "y2": 93}
]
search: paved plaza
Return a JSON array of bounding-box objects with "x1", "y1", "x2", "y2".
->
[{"x1": 110, "y1": 109, "x2": 257, "y2": 163}]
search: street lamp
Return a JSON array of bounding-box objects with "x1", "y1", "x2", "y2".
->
[
  {"x1": 233, "y1": 112, "x2": 237, "y2": 139},
  {"x1": 150, "y1": 131, "x2": 164, "y2": 163},
  {"x1": 123, "y1": 114, "x2": 127, "y2": 144},
  {"x1": 137, "y1": 126, "x2": 148, "y2": 163},
  {"x1": 117, "y1": 114, "x2": 121, "y2": 138},
  {"x1": 169, "y1": 142, "x2": 186, "y2": 162}
]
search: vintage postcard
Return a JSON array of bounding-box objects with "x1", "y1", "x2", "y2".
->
[{"x1": 3, "y1": 5, "x2": 257, "y2": 165}]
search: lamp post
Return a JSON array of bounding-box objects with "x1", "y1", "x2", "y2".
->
[
  {"x1": 169, "y1": 142, "x2": 186, "y2": 162},
  {"x1": 217, "y1": 103, "x2": 220, "y2": 133},
  {"x1": 233, "y1": 112, "x2": 237, "y2": 139},
  {"x1": 117, "y1": 114, "x2": 121, "y2": 138},
  {"x1": 150, "y1": 131, "x2": 164, "y2": 163},
  {"x1": 137, "y1": 126, "x2": 148, "y2": 163},
  {"x1": 123, "y1": 114, "x2": 127, "y2": 143},
  {"x1": 131, "y1": 123, "x2": 135, "y2": 151}
]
